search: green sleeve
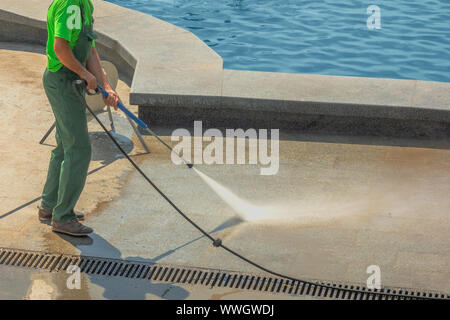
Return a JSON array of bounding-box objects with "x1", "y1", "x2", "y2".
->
[
  {"x1": 53, "y1": 0, "x2": 78, "y2": 42},
  {"x1": 90, "y1": 0, "x2": 95, "y2": 47}
]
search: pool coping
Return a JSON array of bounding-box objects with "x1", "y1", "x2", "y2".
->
[{"x1": 1, "y1": 0, "x2": 449, "y2": 124}]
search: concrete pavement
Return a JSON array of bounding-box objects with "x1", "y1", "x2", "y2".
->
[
  {"x1": 0, "y1": 44, "x2": 448, "y2": 299},
  {"x1": 1, "y1": 265, "x2": 316, "y2": 300}
]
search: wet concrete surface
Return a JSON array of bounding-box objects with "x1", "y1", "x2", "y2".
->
[
  {"x1": 0, "y1": 265, "x2": 312, "y2": 300},
  {"x1": 78, "y1": 132, "x2": 450, "y2": 292},
  {"x1": 1, "y1": 43, "x2": 449, "y2": 299},
  {"x1": 4, "y1": 129, "x2": 449, "y2": 297}
]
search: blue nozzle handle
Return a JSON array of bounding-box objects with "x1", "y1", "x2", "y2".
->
[{"x1": 101, "y1": 89, "x2": 148, "y2": 129}]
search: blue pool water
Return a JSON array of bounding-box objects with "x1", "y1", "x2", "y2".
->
[{"x1": 106, "y1": 0, "x2": 450, "y2": 82}]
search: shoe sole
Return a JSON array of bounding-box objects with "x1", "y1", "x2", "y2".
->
[{"x1": 52, "y1": 228, "x2": 92, "y2": 237}]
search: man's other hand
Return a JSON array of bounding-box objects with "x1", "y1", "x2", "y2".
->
[
  {"x1": 81, "y1": 69, "x2": 97, "y2": 91},
  {"x1": 103, "y1": 87, "x2": 120, "y2": 110}
]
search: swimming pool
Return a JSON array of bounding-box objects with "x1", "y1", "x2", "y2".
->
[{"x1": 105, "y1": 0, "x2": 450, "y2": 82}]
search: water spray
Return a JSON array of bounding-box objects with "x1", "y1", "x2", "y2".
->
[{"x1": 70, "y1": 80, "x2": 426, "y2": 300}]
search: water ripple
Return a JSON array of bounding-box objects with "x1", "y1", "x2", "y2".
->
[{"x1": 106, "y1": 0, "x2": 450, "y2": 82}]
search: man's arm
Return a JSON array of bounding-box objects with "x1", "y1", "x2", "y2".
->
[
  {"x1": 54, "y1": 37, "x2": 97, "y2": 90},
  {"x1": 86, "y1": 47, "x2": 119, "y2": 110}
]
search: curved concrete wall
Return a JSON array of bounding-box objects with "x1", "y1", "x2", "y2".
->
[
  {"x1": 1, "y1": 0, "x2": 449, "y2": 132},
  {"x1": 0, "y1": 0, "x2": 222, "y2": 90}
]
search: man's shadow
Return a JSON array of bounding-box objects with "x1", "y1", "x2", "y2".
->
[
  {"x1": 52, "y1": 217, "x2": 242, "y2": 300},
  {"x1": 54, "y1": 232, "x2": 189, "y2": 300}
]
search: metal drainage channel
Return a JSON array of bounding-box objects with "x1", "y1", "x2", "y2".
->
[{"x1": 1, "y1": 247, "x2": 448, "y2": 300}]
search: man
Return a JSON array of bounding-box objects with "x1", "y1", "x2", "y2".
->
[{"x1": 38, "y1": 0, "x2": 119, "y2": 236}]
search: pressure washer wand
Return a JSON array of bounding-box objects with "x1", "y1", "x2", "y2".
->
[{"x1": 79, "y1": 80, "x2": 193, "y2": 168}]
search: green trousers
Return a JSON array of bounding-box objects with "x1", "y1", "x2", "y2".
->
[{"x1": 41, "y1": 68, "x2": 91, "y2": 222}]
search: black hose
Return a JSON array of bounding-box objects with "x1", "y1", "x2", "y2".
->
[
  {"x1": 72, "y1": 81, "x2": 437, "y2": 300},
  {"x1": 72, "y1": 81, "x2": 214, "y2": 242}
]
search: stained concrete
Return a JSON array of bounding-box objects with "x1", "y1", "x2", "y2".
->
[
  {"x1": 1, "y1": 44, "x2": 449, "y2": 300},
  {"x1": 0, "y1": 265, "x2": 317, "y2": 300}
]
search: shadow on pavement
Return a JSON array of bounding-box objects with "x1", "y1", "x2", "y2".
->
[
  {"x1": 49, "y1": 217, "x2": 243, "y2": 299},
  {"x1": 53, "y1": 233, "x2": 190, "y2": 300}
]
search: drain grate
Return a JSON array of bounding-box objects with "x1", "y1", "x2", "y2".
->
[{"x1": 1, "y1": 247, "x2": 448, "y2": 300}]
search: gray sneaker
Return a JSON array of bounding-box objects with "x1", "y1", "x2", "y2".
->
[
  {"x1": 38, "y1": 206, "x2": 84, "y2": 221},
  {"x1": 52, "y1": 218, "x2": 93, "y2": 237}
]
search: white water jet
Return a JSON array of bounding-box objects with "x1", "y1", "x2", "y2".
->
[
  {"x1": 194, "y1": 168, "x2": 284, "y2": 222},
  {"x1": 193, "y1": 168, "x2": 374, "y2": 224}
]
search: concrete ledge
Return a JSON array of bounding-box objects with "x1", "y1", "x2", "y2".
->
[
  {"x1": 0, "y1": 0, "x2": 222, "y2": 90},
  {"x1": 1, "y1": 0, "x2": 449, "y2": 131},
  {"x1": 222, "y1": 70, "x2": 450, "y2": 121}
]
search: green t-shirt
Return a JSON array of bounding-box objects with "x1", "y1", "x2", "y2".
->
[{"x1": 46, "y1": 0, "x2": 95, "y2": 72}]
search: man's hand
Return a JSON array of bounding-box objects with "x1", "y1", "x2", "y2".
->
[
  {"x1": 80, "y1": 69, "x2": 97, "y2": 91},
  {"x1": 103, "y1": 85, "x2": 120, "y2": 110},
  {"x1": 54, "y1": 37, "x2": 97, "y2": 91},
  {"x1": 86, "y1": 47, "x2": 120, "y2": 110}
]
